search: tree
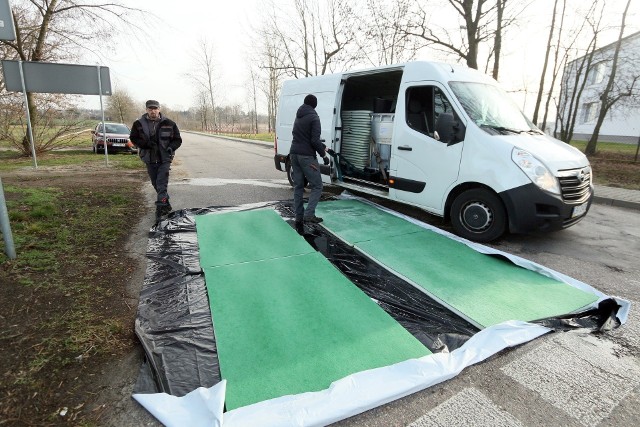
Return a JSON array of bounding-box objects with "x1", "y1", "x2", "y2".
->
[
  {"x1": 0, "y1": 0, "x2": 143, "y2": 156},
  {"x1": 106, "y1": 87, "x2": 136, "y2": 124},
  {"x1": 403, "y1": 0, "x2": 528, "y2": 77},
  {"x1": 187, "y1": 37, "x2": 221, "y2": 131},
  {"x1": 246, "y1": 66, "x2": 260, "y2": 134},
  {"x1": 356, "y1": 0, "x2": 417, "y2": 66},
  {"x1": 585, "y1": 0, "x2": 636, "y2": 156},
  {"x1": 555, "y1": 2, "x2": 605, "y2": 143},
  {"x1": 260, "y1": 0, "x2": 360, "y2": 78},
  {"x1": 532, "y1": 0, "x2": 561, "y2": 126}
]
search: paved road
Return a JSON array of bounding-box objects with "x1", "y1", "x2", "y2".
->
[{"x1": 134, "y1": 132, "x2": 640, "y2": 426}]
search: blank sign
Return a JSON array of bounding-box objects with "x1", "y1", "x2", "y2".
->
[{"x1": 1, "y1": 60, "x2": 111, "y2": 95}]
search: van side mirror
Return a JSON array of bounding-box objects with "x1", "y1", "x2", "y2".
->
[{"x1": 435, "y1": 112, "x2": 466, "y2": 146}]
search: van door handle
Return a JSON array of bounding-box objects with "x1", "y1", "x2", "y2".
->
[{"x1": 398, "y1": 145, "x2": 412, "y2": 151}]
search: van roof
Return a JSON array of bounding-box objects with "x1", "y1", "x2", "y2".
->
[{"x1": 281, "y1": 60, "x2": 496, "y2": 95}]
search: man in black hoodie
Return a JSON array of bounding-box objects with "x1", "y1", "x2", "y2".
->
[
  {"x1": 289, "y1": 94, "x2": 330, "y2": 230},
  {"x1": 130, "y1": 100, "x2": 182, "y2": 221}
]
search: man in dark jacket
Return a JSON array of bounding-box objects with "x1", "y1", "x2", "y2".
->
[
  {"x1": 289, "y1": 94, "x2": 330, "y2": 230},
  {"x1": 130, "y1": 100, "x2": 182, "y2": 220}
]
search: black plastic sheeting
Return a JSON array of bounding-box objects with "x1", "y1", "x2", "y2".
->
[{"x1": 133, "y1": 199, "x2": 621, "y2": 396}]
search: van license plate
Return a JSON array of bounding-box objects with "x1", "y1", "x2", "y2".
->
[{"x1": 572, "y1": 202, "x2": 587, "y2": 218}]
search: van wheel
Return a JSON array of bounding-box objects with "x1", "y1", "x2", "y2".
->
[
  {"x1": 451, "y1": 189, "x2": 506, "y2": 242},
  {"x1": 286, "y1": 160, "x2": 308, "y2": 188},
  {"x1": 286, "y1": 161, "x2": 294, "y2": 186}
]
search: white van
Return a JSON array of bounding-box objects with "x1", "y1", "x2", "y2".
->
[{"x1": 274, "y1": 61, "x2": 593, "y2": 242}]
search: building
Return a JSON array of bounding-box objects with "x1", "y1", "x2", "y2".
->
[{"x1": 557, "y1": 31, "x2": 640, "y2": 144}]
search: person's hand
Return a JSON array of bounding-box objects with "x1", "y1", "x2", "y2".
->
[
  {"x1": 323, "y1": 156, "x2": 330, "y2": 165},
  {"x1": 167, "y1": 147, "x2": 174, "y2": 158},
  {"x1": 326, "y1": 148, "x2": 335, "y2": 156}
]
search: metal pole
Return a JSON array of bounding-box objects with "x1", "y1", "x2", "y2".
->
[
  {"x1": 0, "y1": 177, "x2": 16, "y2": 260},
  {"x1": 97, "y1": 65, "x2": 109, "y2": 165},
  {"x1": 18, "y1": 60, "x2": 37, "y2": 169}
]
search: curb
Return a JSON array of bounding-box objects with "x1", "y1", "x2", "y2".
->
[{"x1": 592, "y1": 196, "x2": 640, "y2": 211}]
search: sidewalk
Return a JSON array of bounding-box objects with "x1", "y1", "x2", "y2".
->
[
  {"x1": 186, "y1": 132, "x2": 640, "y2": 211},
  {"x1": 593, "y1": 184, "x2": 640, "y2": 210}
]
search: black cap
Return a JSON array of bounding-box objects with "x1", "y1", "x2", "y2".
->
[
  {"x1": 146, "y1": 100, "x2": 160, "y2": 109},
  {"x1": 303, "y1": 94, "x2": 317, "y2": 109}
]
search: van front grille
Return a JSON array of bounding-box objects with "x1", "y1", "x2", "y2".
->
[{"x1": 557, "y1": 167, "x2": 591, "y2": 204}]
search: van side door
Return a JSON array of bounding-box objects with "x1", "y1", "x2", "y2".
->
[{"x1": 389, "y1": 83, "x2": 465, "y2": 213}]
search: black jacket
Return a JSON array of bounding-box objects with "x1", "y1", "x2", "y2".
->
[
  {"x1": 289, "y1": 104, "x2": 325, "y2": 157},
  {"x1": 130, "y1": 114, "x2": 182, "y2": 164}
]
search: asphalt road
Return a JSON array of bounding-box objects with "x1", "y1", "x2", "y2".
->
[{"x1": 132, "y1": 132, "x2": 640, "y2": 426}]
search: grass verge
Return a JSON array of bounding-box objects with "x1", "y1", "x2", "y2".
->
[
  {"x1": 570, "y1": 141, "x2": 640, "y2": 190},
  {"x1": 0, "y1": 150, "x2": 142, "y2": 173},
  {"x1": 0, "y1": 170, "x2": 148, "y2": 424}
]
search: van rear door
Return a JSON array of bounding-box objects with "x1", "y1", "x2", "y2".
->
[{"x1": 389, "y1": 82, "x2": 464, "y2": 212}]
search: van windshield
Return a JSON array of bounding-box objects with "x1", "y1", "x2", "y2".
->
[{"x1": 449, "y1": 82, "x2": 541, "y2": 135}]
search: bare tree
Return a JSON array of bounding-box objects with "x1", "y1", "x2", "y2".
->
[
  {"x1": 194, "y1": 91, "x2": 210, "y2": 131},
  {"x1": 187, "y1": 37, "x2": 221, "y2": 131},
  {"x1": 532, "y1": 0, "x2": 561, "y2": 126},
  {"x1": 106, "y1": 86, "x2": 136, "y2": 124},
  {"x1": 247, "y1": 66, "x2": 260, "y2": 134},
  {"x1": 260, "y1": 0, "x2": 360, "y2": 78},
  {"x1": 539, "y1": 0, "x2": 569, "y2": 132},
  {"x1": 404, "y1": 0, "x2": 528, "y2": 77},
  {"x1": 357, "y1": 0, "x2": 417, "y2": 67},
  {"x1": 0, "y1": 0, "x2": 144, "y2": 156},
  {"x1": 585, "y1": 0, "x2": 635, "y2": 156}
]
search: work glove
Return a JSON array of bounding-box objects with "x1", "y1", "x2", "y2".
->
[
  {"x1": 326, "y1": 148, "x2": 335, "y2": 156},
  {"x1": 323, "y1": 156, "x2": 330, "y2": 165}
]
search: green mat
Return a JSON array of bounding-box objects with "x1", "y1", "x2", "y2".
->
[
  {"x1": 316, "y1": 199, "x2": 599, "y2": 328},
  {"x1": 196, "y1": 209, "x2": 431, "y2": 410},
  {"x1": 196, "y1": 209, "x2": 314, "y2": 267}
]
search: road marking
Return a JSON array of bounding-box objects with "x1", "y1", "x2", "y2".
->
[
  {"x1": 501, "y1": 331, "x2": 640, "y2": 426},
  {"x1": 175, "y1": 178, "x2": 290, "y2": 189},
  {"x1": 409, "y1": 388, "x2": 524, "y2": 427}
]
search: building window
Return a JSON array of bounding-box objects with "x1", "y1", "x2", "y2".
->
[
  {"x1": 582, "y1": 102, "x2": 599, "y2": 123},
  {"x1": 587, "y1": 62, "x2": 607, "y2": 85}
]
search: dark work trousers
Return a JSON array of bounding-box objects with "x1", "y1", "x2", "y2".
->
[
  {"x1": 146, "y1": 162, "x2": 172, "y2": 205},
  {"x1": 290, "y1": 153, "x2": 323, "y2": 221}
]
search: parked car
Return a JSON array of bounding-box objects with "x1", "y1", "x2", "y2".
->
[{"x1": 91, "y1": 122, "x2": 137, "y2": 154}]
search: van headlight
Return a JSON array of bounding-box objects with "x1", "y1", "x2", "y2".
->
[{"x1": 512, "y1": 148, "x2": 560, "y2": 195}]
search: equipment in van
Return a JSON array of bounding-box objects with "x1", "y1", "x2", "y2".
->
[{"x1": 274, "y1": 61, "x2": 593, "y2": 243}]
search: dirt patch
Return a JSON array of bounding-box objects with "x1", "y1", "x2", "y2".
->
[
  {"x1": 0, "y1": 165, "x2": 158, "y2": 426},
  {"x1": 589, "y1": 152, "x2": 640, "y2": 190}
]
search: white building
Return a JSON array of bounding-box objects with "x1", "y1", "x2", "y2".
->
[{"x1": 558, "y1": 31, "x2": 640, "y2": 143}]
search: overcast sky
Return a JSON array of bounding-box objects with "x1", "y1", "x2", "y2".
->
[{"x1": 82, "y1": 0, "x2": 639, "y2": 117}]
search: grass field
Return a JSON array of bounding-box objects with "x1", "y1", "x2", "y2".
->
[
  {"x1": 0, "y1": 149, "x2": 142, "y2": 172},
  {"x1": 0, "y1": 170, "x2": 147, "y2": 423}
]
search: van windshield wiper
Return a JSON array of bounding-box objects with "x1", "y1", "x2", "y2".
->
[{"x1": 480, "y1": 124, "x2": 524, "y2": 135}]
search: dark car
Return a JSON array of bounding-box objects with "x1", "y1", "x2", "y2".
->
[{"x1": 91, "y1": 122, "x2": 137, "y2": 154}]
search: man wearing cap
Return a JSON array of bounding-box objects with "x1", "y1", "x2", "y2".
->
[
  {"x1": 289, "y1": 94, "x2": 330, "y2": 231},
  {"x1": 130, "y1": 100, "x2": 182, "y2": 221}
]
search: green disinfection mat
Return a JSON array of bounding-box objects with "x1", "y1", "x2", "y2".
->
[
  {"x1": 196, "y1": 209, "x2": 431, "y2": 410},
  {"x1": 315, "y1": 199, "x2": 599, "y2": 328}
]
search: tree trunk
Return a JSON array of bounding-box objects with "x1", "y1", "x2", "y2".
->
[
  {"x1": 532, "y1": 0, "x2": 559, "y2": 126},
  {"x1": 491, "y1": 0, "x2": 505, "y2": 80},
  {"x1": 585, "y1": 0, "x2": 631, "y2": 156}
]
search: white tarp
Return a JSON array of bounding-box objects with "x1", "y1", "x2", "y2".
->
[{"x1": 134, "y1": 321, "x2": 550, "y2": 427}]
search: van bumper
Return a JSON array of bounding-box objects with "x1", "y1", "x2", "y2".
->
[
  {"x1": 274, "y1": 154, "x2": 287, "y2": 171},
  {"x1": 500, "y1": 183, "x2": 593, "y2": 234}
]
